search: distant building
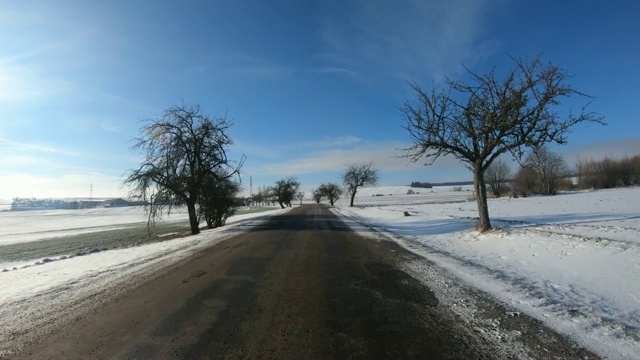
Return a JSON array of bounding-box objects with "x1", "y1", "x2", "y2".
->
[
  {"x1": 99, "y1": 198, "x2": 130, "y2": 207},
  {"x1": 79, "y1": 200, "x2": 102, "y2": 209},
  {"x1": 10, "y1": 197, "x2": 133, "y2": 211}
]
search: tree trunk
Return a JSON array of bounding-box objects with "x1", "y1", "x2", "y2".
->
[
  {"x1": 349, "y1": 188, "x2": 357, "y2": 207},
  {"x1": 473, "y1": 166, "x2": 491, "y2": 232},
  {"x1": 278, "y1": 201, "x2": 285, "y2": 209},
  {"x1": 187, "y1": 201, "x2": 200, "y2": 235}
]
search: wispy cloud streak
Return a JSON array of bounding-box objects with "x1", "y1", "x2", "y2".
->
[
  {"x1": 0, "y1": 137, "x2": 80, "y2": 157},
  {"x1": 317, "y1": 0, "x2": 500, "y2": 81}
]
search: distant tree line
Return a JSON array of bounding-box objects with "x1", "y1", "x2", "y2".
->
[
  {"x1": 251, "y1": 185, "x2": 274, "y2": 206},
  {"x1": 409, "y1": 181, "x2": 432, "y2": 188},
  {"x1": 308, "y1": 162, "x2": 380, "y2": 207},
  {"x1": 249, "y1": 162, "x2": 380, "y2": 210},
  {"x1": 485, "y1": 148, "x2": 640, "y2": 199},
  {"x1": 576, "y1": 155, "x2": 640, "y2": 189},
  {"x1": 311, "y1": 182, "x2": 343, "y2": 206},
  {"x1": 249, "y1": 179, "x2": 302, "y2": 208}
]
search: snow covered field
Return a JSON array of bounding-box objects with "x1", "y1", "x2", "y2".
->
[
  {"x1": 2, "y1": 187, "x2": 638, "y2": 357},
  {"x1": 335, "y1": 186, "x2": 640, "y2": 358},
  {"x1": 0, "y1": 206, "x2": 190, "y2": 246},
  {"x1": 0, "y1": 206, "x2": 287, "y2": 354}
]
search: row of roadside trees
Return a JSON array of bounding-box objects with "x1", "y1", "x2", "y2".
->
[
  {"x1": 122, "y1": 104, "x2": 362, "y2": 234},
  {"x1": 126, "y1": 55, "x2": 605, "y2": 236},
  {"x1": 249, "y1": 163, "x2": 380, "y2": 208}
]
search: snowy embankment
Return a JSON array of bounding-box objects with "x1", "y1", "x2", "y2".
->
[
  {"x1": 0, "y1": 207, "x2": 287, "y2": 353},
  {"x1": 335, "y1": 186, "x2": 640, "y2": 359}
]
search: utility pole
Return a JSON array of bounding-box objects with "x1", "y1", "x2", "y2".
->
[
  {"x1": 90, "y1": 183, "x2": 93, "y2": 202},
  {"x1": 249, "y1": 176, "x2": 253, "y2": 206}
]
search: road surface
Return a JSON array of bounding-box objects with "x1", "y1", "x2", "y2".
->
[{"x1": 15, "y1": 205, "x2": 597, "y2": 359}]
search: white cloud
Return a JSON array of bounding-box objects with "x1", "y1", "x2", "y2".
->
[
  {"x1": 315, "y1": 67, "x2": 358, "y2": 77},
  {"x1": 317, "y1": 0, "x2": 499, "y2": 81},
  {"x1": 0, "y1": 137, "x2": 81, "y2": 157},
  {"x1": 251, "y1": 139, "x2": 469, "y2": 177},
  {"x1": 0, "y1": 28, "x2": 97, "y2": 64},
  {"x1": 235, "y1": 136, "x2": 367, "y2": 162},
  {"x1": 561, "y1": 137, "x2": 640, "y2": 163},
  {"x1": 100, "y1": 122, "x2": 120, "y2": 134},
  {"x1": 231, "y1": 66, "x2": 291, "y2": 77},
  {"x1": 286, "y1": 136, "x2": 365, "y2": 150},
  {"x1": 0, "y1": 63, "x2": 72, "y2": 103},
  {"x1": 245, "y1": 136, "x2": 640, "y2": 190}
]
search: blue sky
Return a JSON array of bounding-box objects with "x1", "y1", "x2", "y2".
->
[{"x1": 1, "y1": 0, "x2": 638, "y2": 200}]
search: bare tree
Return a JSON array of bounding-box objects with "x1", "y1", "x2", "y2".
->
[
  {"x1": 484, "y1": 158, "x2": 511, "y2": 197},
  {"x1": 272, "y1": 177, "x2": 300, "y2": 208},
  {"x1": 525, "y1": 145, "x2": 569, "y2": 195},
  {"x1": 319, "y1": 182, "x2": 343, "y2": 206},
  {"x1": 512, "y1": 165, "x2": 538, "y2": 197},
  {"x1": 312, "y1": 188, "x2": 323, "y2": 204},
  {"x1": 295, "y1": 191, "x2": 305, "y2": 205},
  {"x1": 343, "y1": 162, "x2": 380, "y2": 207},
  {"x1": 402, "y1": 56, "x2": 603, "y2": 231},
  {"x1": 252, "y1": 185, "x2": 272, "y2": 206},
  {"x1": 124, "y1": 103, "x2": 244, "y2": 235}
]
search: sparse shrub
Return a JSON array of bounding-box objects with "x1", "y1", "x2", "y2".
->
[
  {"x1": 525, "y1": 146, "x2": 569, "y2": 195},
  {"x1": 484, "y1": 158, "x2": 511, "y2": 198},
  {"x1": 512, "y1": 166, "x2": 538, "y2": 196}
]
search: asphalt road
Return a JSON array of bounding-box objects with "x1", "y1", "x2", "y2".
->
[{"x1": 15, "y1": 205, "x2": 598, "y2": 359}]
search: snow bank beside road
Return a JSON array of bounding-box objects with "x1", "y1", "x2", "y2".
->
[
  {"x1": 335, "y1": 187, "x2": 640, "y2": 359},
  {"x1": 0, "y1": 208, "x2": 288, "y2": 354}
]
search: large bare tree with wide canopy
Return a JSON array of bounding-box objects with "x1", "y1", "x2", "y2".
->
[
  {"x1": 402, "y1": 56, "x2": 604, "y2": 231},
  {"x1": 125, "y1": 103, "x2": 244, "y2": 235}
]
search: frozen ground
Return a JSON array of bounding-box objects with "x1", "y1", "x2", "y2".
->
[{"x1": 335, "y1": 186, "x2": 640, "y2": 359}]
